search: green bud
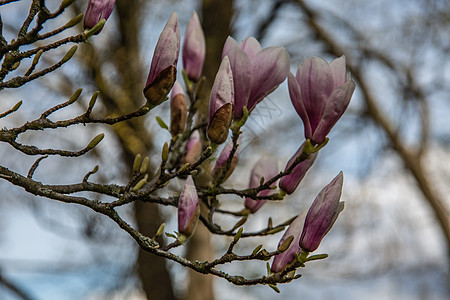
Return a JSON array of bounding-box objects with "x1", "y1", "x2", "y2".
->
[
  {"x1": 162, "y1": 142, "x2": 169, "y2": 162},
  {"x1": 61, "y1": 45, "x2": 77, "y2": 63},
  {"x1": 87, "y1": 133, "x2": 104, "y2": 149},
  {"x1": 155, "y1": 223, "x2": 165, "y2": 237},
  {"x1": 179, "y1": 163, "x2": 190, "y2": 173},
  {"x1": 233, "y1": 216, "x2": 247, "y2": 231},
  {"x1": 91, "y1": 165, "x2": 99, "y2": 173},
  {"x1": 133, "y1": 154, "x2": 142, "y2": 173},
  {"x1": 305, "y1": 254, "x2": 328, "y2": 262},
  {"x1": 277, "y1": 235, "x2": 294, "y2": 253},
  {"x1": 69, "y1": 88, "x2": 82, "y2": 104},
  {"x1": 260, "y1": 249, "x2": 270, "y2": 259},
  {"x1": 32, "y1": 50, "x2": 43, "y2": 66},
  {"x1": 266, "y1": 262, "x2": 271, "y2": 276},
  {"x1": 178, "y1": 233, "x2": 188, "y2": 244},
  {"x1": 165, "y1": 232, "x2": 177, "y2": 239},
  {"x1": 251, "y1": 244, "x2": 263, "y2": 256},
  {"x1": 156, "y1": 116, "x2": 169, "y2": 130},
  {"x1": 132, "y1": 178, "x2": 147, "y2": 191},
  {"x1": 11, "y1": 100, "x2": 22, "y2": 112},
  {"x1": 233, "y1": 227, "x2": 244, "y2": 243},
  {"x1": 140, "y1": 156, "x2": 149, "y2": 174},
  {"x1": 12, "y1": 61, "x2": 20, "y2": 70},
  {"x1": 65, "y1": 13, "x2": 83, "y2": 28},
  {"x1": 259, "y1": 176, "x2": 265, "y2": 186},
  {"x1": 88, "y1": 91, "x2": 99, "y2": 111},
  {"x1": 85, "y1": 19, "x2": 106, "y2": 38},
  {"x1": 60, "y1": 0, "x2": 76, "y2": 9}
]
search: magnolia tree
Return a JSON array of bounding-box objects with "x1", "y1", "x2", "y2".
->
[{"x1": 0, "y1": 0, "x2": 355, "y2": 292}]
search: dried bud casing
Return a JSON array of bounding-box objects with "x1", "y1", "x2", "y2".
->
[
  {"x1": 144, "y1": 65, "x2": 177, "y2": 106},
  {"x1": 207, "y1": 103, "x2": 233, "y2": 145}
]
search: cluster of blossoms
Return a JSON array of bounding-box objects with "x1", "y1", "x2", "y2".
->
[{"x1": 85, "y1": 2, "x2": 355, "y2": 274}]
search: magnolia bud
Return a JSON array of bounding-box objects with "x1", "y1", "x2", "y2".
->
[
  {"x1": 144, "y1": 12, "x2": 180, "y2": 106},
  {"x1": 207, "y1": 56, "x2": 234, "y2": 144},
  {"x1": 170, "y1": 81, "x2": 187, "y2": 135},
  {"x1": 177, "y1": 176, "x2": 200, "y2": 237}
]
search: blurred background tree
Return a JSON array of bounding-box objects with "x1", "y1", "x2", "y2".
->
[{"x1": 0, "y1": 0, "x2": 449, "y2": 299}]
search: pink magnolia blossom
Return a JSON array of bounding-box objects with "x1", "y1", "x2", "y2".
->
[
  {"x1": 207, "y1": 56, "x2": 234, "y2": 144},
  {"x1": 271, "y1": 211, "x2": 307, "y2": 273},
  {"x1": 144, "y1": 12, "x2": 180, "y2": 106},
  {"x1": 279, "y1": 141, "x2": 318, "y2": 195},
  {"x1": 83, "y1": 0, "x2": 116, "y2": 33},
  {"x1": 289, "y1": 56, "x2": 355, "y2": 144},
  {"x1": 178, "y1": 175, "x2": 200, "y2": 237},
  {"x1": 182, "y1": 11, "x2": 206, "y2": 81},
  {"x1": 222, "y1": 36, "x2": 290, "y2": 118},
  {"x1": 300, "y1": 172, "x2": 344, "y2": 252}
]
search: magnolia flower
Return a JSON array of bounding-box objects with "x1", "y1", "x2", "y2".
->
[
  {"x1": 170, "y1": 81, "x2": 187, "y2": 135},
  {"x1": 83, "y1": 0, "x2": 116, "y2": 33},
  {"x1": 212, "y1": 137, "x2": 240, "y2": 182},
  {"x1": 222, "y1": 36, "x2": 290, "y2": 118},
  {"x1": 271, "y1": 211, "x2": 307, "y2": 273},
  {"x1": 289, "y1": 56, "x2": 355, "y2": 144},
  {"x1": 182, "y1": 11, "x2": 206, "y2": 81},
  {"x1": 144, "y1": 12, "x2": 180, "y2": 106},
  {"x1": 279, "y1": 141, "x2": 318, "y2": 194},
  {"x1": 299, "y1": 172, "x2": 344, "y2": 252},
  {"x1": 182, "y1": 130, "x2": 202, "y2": 165},
  {"x1": 207, "y1": 56, "x2": 234, "y2": 144},
  {"x1": 178, "y1": 175, "x2": 200, "y2": 237},
  {"x1": 244, "y1": 157, "x2": 279, "y2": 213}
]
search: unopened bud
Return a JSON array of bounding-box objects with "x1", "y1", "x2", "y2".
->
[
  {"x1": 277, "y1": 235, "x2": 294, "y2": 253},
  {"x1": 140, "y1": 156, "x2": 149, "y2": 174},
  {"x1": 162, "y1": 142, "x2": 169, "y2": 162},
  {"x1": 60, "y1": 0, "x2": 76, "y2": 9},
  {"x1": 133, "y1": 154, "x2": 142, "y2": 172},
  {"x1": 66, "y1": 13, "x2": 83, "y2": 28},
  {"x1": 68, "y1": 88, "x2": 82, "y2": 104},
  {"x1": 11, "y1": 100, "x2": 22, "y2": 112},
  {"x1": 87, "y1": 133, "x2": 104, "y2": 149},
  {"x1": 155, "y1": 223, "x2": 165, "y2": 237},
  {"x1": 32, "y1": 50, "x2": 43, "y2": 66},
  {"x1": 155, "y1": 116, "x2": 169, "y2": 130},
  {"x1": 12, "y1": 61, "x2": 20, "y2": 70},
  {"x1": 61, "y1": 45, "x2": 77, "y2": 63},
  {"x1": 132, "y1": 178, "x2": 147, "y2": 191},
  {"x1": 233, "y1": 227, "x2": 243, "y2": 243},
  {"x1": 85, "y1": 19, "x2": 106, "y2": 38},
  {"x1": 170, "y1": 81, "x2": 187, "y2": 135},
  {"x1": 252, "y1": 244, "x2": 263, "y2": 256},
  {"x1": 88, "y1": 91, "x2": 99, "y2": 111}
]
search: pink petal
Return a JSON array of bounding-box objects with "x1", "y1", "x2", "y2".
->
[
  {"x1": 288, "y1": 72, "x2": 312, "y2": 139},
  {"x1": 146, "y1": 12, "x2": 180, "y2": 85},
  {"x1": 222, "y1": 36, "x2": 239, "y2": 59},
  {"x1": 298, "y1": 57, "x2": 334, "y2": 132},
  {"x1": 227, "y1": 47, "x2": 252, "y2": 118},
  {"x1": 240, "y1": 36, "x2": 262, "y2": 61},
  {"x1": 247, "y1": 47, "x2": 290, "y2": 112},
  {"x1": 311, "y1": 80, "x2": 355, "y2": 144}
]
